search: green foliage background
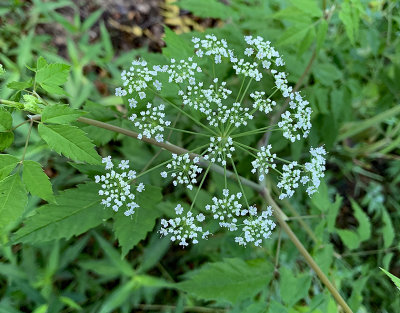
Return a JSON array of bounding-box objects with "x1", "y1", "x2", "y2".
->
[{"x1": 0, "y1": 0, "x2": 399, "y2": 312}]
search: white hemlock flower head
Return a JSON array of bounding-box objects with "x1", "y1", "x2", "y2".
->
[
  {"x1": 129, "y1": 102, "x2": 170, "y2": 142},
  {"x1": 250, "y1": 91, "x2": 277, "y2": 115},
  {"x1": 161, "y1": 154, "x2": 203, "y2": 190},
  {"x1": 251, "y1": 145, "x2": 277, "y2": 181},
  {"x1": 167, "y1": 57, "x2": 202, "y2": 85},
  {"x1": 113, "y1": 33, "x2": 325, "y2": 248},
  {"x1": 277, "y1": 161, "x2": 302, "y2": 200},
  {"x1": 204, "y1": 136, "x2": 235, "y2": 166},
  {"x1": 192, "y1": 34, "x2": 230, "y2": 64},
  {"x1": 159, "y1": 205, "x2": 210, "y2": 247},
  {"x1": 302, "y1": 146, "x2": 327, "y2": 196},
  {"x1": 119, "y1": 59, "x2": 157, "y2": 98},
  {"x1": 205, "y1": 189, "x2": 247, "y2": 231},
  {"x1": 235, "y1": 206, "x2": 276, "y2": 247},
  {"x1": 95, "y1": 157, "x2": 143, "y2": 217}
]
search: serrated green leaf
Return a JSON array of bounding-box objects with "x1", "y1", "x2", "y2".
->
[
  {"x1": 313, "y1": 63, "x2": 343, "y2": 86},
  {"x1": 113, "y1": 186, "x2": 163, "y2": 257},
  {"x1": 177, "y1": 258, "x2": 273, "y2": 304},
  {"x1": 0, "y1": 174, "x2": 27, "y2": 232},
  {"x1": 0, "y1": 108, "x2": 12, "y2": 132},
  {"x1": 277, "y1": 23, "x2": 314, "y2": 46},
  {"x1": 37, "y1": 56, "x2": 48, "y2": 70},
  {"x1": 337, "y1": 229, "x2": 360, "y2": 250},
  {"x1": 0, "y1": 132, "x2": 14, "y2": 151},
  {"x1": 13, "y1": 183, "x2": 111, "y2": 244},
  {"x1": 381, "y1": 209, "x2": 394, "y2": 248},
  {"x1": 38, "y1": 123, "x2": 101, "y2": 164},
  {"x1": 22, "y1": 160, "x2": 55, "y2": 203},
  {"x1": 98, "y1": 279, "x2": 136, "y2": 313},
  {"x1": 0, "y1": 154, "x2": 19, "y2": 180},
  {"x1": 35, "y1": 63, "x2": 70, "y2": 86},
  {"x1": 280, "y1": 267, "x2": 312, "y2": 307},
  {"x1": 40, "y1": 83, "x2": 68, "y2": 95},
  {"x1": 162, "y1": 27, "x2": 193, "y2": 59},
  {"x1": 351, "y1": 199, "x2": 371, "y2": 241},
  {"x1": 7, "y1": 80, "x2": 33, "y2": 91},
  {"x1": 42, "y1": 105, "x2": 83, "y2": 124},
  {"x1": 381, "y1": 268, "x2": 400, "y2": 291}
]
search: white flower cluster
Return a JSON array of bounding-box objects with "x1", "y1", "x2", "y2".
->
[
  {"x1": 167, "y1": 57, "x2": 202, "y2": 85},
  {"x1": 204, "y1": 136, "x2": 235, "y2": 166},
  {"x1": 277, "y1": 161, "x2": 301, "y2": 200},
  {"x1": 119, "y1": 59, "x2": 157, "y2": 99},
  {"x1": 205, "y1": 189, "x2": 247, "y2": 231},
  {"x1": 161, "y1": 154, "x2": 203, "y2": 190},
  {"x1": 244, "y1": 35, "x2": 281, "y2": 64},
  {"x1": 129, "y1": 102, "x2": 170, "y2": 142},
  {"x1": 159, "y1": 204, "x2": 209, "y2": 247},
  {"x1": 302, "y1": 146, "x2": 327, "y2": 196},
  {"x1": 251, "y1": 145, "x2": 277, "y2": 181},
  {"x1": 110, "y1": 34, "x2": 327, "y2": 248},
  {"x1": 272, "y1": 70, "x2": 312, "y2": 142},
  {"x1": 192, "y1": 35, "x2": 231, "y2": 63},
  {"x1": 250, "y1": 91, "x2": 277, "y2": 115},
  {"x1": 95, "y1": 157, "x2": 144, "y2": 217},
  {"x1": 235, "y1": 206, "x2": 276, "y2": 247},
  {"x1": 232, "y1": 59, "x2": 262, "y2": 81}
]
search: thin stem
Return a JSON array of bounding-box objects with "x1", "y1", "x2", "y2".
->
[
  {"x1": 134, "y1": 159, "x2": 172, "y2": 181},
  {"x1": 230, "y1": 158, "x2": 250, "y2": 209},
  {"x1": 190, "y1": 164, "x2": 211, "y2": 210},
  {"x1": 234, "y1": 141, "x2": 260, "y2": 153},
  {"x1": 11, "y1": 120, "x2": 30, "y2": 131},
  {"x1": 239, "y1": 78, "x2": 253, "y2": 104},
  {"x1": 234, "y1": 142, "x2": 258, "y2": 158},
  {"x1": 235, "y1": 77, "x2": 246, "y2": 102},
  {"x1": 231, "y1": 126, "x2": 278, "y2": 138},
  {"x1": 164, "y1": 125, "x2": 211, "y2": 137}
]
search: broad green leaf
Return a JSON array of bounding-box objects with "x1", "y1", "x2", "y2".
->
[
  {"x1": 280, "y1": 267, "x2": 312, "y2": 307},
  {"x1": 162, "y1": 27, "x2": 193, "y2": 59},
  {"x1": 38, "y1": 123, "x2": 101, "y2": 164},
  {"x1": 327, "y1": 195, "x2": 342, "y2": 232},
  {"x1": 0, "y1": 154, "x2": 19, "y2": 180},
  {"x1": 177, "y1": 0, "x2": 235, "y2": 19},
  {"x1": 13, "y1": 183, "x2": 110, "y2": 244},
  {"x1": 40, "y1": 83, "x2": 68, "y2": 95},
  {"x1": 0, "y1": 174, "x2": 27, "y2": 232},
  {"x1": 351, "y1": 199, "x2": 371, "y2": 241},
  {"x1": 7, "y1": 80, "x2": 33, "y2": 91},
  {"x1": 277, "y1": 23, "x2": 313, "y2": 46},
  {"x1": 313, "y1": 63, "x2": 343, "y2": 86},
  {"x1": 22, "y1": 160, "x2": 55, "y2": 203},
  {"x1": 177, "y1": 258, "x2": 273, "y2": 304},
  {"x1": 37, "y1": 56, "x2": 48, "y2": 70},
  {"x1": 113, "y1": 186, "x2": 162, "y2": 257},
  {"x1": 42, "y1": 105, "x2": 83, "y2": 124},
  {"x1": 35, "y1": 63, "x2": 70, "y2": 86},
  {"x1": 98, "y1": 279, "x2": 137, "y2": 313},
  {"x1": 381, "y1": 209, "x2": 394, "y2": 248},
  {"x1": 337, "y1": 229, "x2": 360, "y2": 250},
  {"x1": 0, "y1": 132, "x2": 14, "y2": 151},
  {"x1": 311, "y1": 181, "x2": 330, "y2": 212},
  {"x1": 0, "y1": 107, "x2": 12, "y2": 131},
  {"x1": 381, "y1": 268, "x2": 400, "y2": 291}
]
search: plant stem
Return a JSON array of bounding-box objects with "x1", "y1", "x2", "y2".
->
[{"x1": 20, "y1": 119, "x2": 34, "y2": 165}]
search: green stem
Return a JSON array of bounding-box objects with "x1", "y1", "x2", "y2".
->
[
  {"x1": 230, "y1": 158, "x2": 250, "y2": 209},
  {"x1": 19, "y1": 119, "x2": 34, "y2": 166},
  {"x1": 190, "y1": 164, "x2": 211, "y2": 210},
  {"x1": 164, "y1": 126, "x2": 211, "y2": 137},
  {"x1": 239, "y1": 78, "x2": 253, "y2": 104}
]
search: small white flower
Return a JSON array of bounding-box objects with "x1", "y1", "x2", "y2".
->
[
  {"x1": 250, "y1": 91, "x2": 276, "y2": 115},
  {"x1": 302, "y1": 146, "x2": 326, "y2": 196},
  {"x1": 204, "y1": 136, "x2": 235, "y2": 166},
  {"x1": 95, "y1": 156, "x2": 144, "y2": 217},
  {"x1": 251, "y1": 145, "x2": 277, "y2": 181},
  {"x1": 162, "y1": 153, "x2": 203, "y2": 190},
  {"x1": 277, "y1": 161, "x2": 301, "y2": 199}
]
